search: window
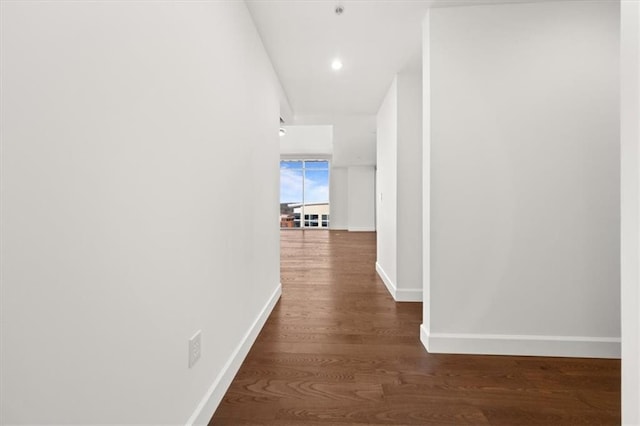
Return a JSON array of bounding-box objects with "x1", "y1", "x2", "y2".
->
[{"x1": 280, "y1": 160, "x2": 330, "y2": 229}]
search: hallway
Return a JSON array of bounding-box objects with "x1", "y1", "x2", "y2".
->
[{"x1": 210, "y1": 231, "x2": 620, "y2": 425}]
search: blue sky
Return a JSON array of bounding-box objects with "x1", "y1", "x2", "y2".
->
[{"x1": 280, "y1": 161, "x2": 329, "y2": 204}]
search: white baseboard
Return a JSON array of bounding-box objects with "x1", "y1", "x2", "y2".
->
[
  {"x1": 348, "y1": 227, "x2": 376, "y2": 232},
  {"x1": 186, "y1": 283, "x2": 282, "y2": 426},
  {"x1": 376, "y1": 261, "x2": 397, "y2": 298},
  {"x1": 376, "y1": 262, "x2": 422, "y2": 302},
  {"x1": 395, "y1": 287, "x2": 423, "y2": 302},
  {"x1": 420, "y1": 324, "x2": 621, "y2": 359}
]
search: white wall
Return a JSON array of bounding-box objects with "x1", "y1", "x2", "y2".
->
[
  {"x1": 347, "y1": 166, "x2": 376, "y2": 232},
  {"x1": 396, "y1": 70, "x2": 423, "y2": 301},
  {"x1": 0, "y1": 1, "x2": 281, "y2": 424},
  {"x1": 422, "y1": 0, "x2": 620, "y2": 358},
  {"x1": 280, "y1": 125, "x2": 333, "y2": 158},
  {"x1": 294, "y1": 115, "x2": 376, "y2": 167},
  {"x1": 376, "y1": 71, "x2": 422, "y2": 302},
  {"x1": 330, "y1": 115, "x2": 376, "y2": 168},
  {"x1": 621, "y1": 0, "x2": 640, "y2": 423},
  {"x1": 422, "y1": 10, "x2": 433, "y2": 334},
  {"x1": 330, "y1": 167, "x2": 349, "y2": 230},
  {"x1": 376, "y1": 78, "x2": 398, "y2": 287}
]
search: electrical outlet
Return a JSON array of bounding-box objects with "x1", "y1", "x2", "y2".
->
[{"x1": 189, "y1": 330, "x2": 201, "y2": 368}]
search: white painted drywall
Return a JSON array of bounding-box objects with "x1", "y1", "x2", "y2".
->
[
  {"x1": 422, "y1": 9, "x2": 433, "y2": 333},
  {"x1": 1, "y1": 1, "x2": 281, "y2": 424},
  {"x1": 330, "y1": 167, "x2": 349, "y2": 230},
  {"x1": 277, "y1": 86, "x2": 294, "y2": 126},
  {"x1": 423, "y1": 0, "x2": 620, "y2": 357},
  {"x1": 396, "y1": 70, "x2": 423, "y2": 300},
  {"x1": 279, "y1": 125, "x2": 333, "y2": 157},
  {"x1": 376, "y1": 71, "x2": 423, "y2": 301},
  {"x1": 330, "y1": 116, "x2": 377, "y2": 167},
  {"x1": 621, "y1": 0, "x2": 640, "y2": 423},
  {"x1": 294, "y1": 114, "x2": 376, "y2": 167},
  {"x1": 376, "y1": 78, "x2": 398, "y2": 285},
  {"x1": 347, "y1": 166, "x2": 376, "y2": 232}
]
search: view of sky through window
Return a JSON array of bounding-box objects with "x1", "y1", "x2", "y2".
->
[{"x1": 280, "y1": 160, "x2": 329, "y2": 204}]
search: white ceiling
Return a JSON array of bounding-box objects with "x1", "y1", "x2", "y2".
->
[
  {"x1": 246, "y1": 0, "x2": 550, "y2": 117},
  {"x1": 247, "y1": 0, "x2": 429, "y2": 116}
]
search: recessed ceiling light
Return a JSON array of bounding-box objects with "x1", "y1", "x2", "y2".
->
[{"x1": 331, "y1": 59, "x2": 343, "y2": 71}]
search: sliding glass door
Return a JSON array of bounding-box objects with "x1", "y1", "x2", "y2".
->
[{"x1": 280, "y1": 160, "x2": 330, "y2": 229}]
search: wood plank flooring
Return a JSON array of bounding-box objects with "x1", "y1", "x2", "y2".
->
[{"x1": 210, "y1": 230, "x2": 620, "y2": 425}]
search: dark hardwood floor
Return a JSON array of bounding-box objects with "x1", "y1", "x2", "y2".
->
[{"x1": 210, "y1": 230, "x2": 620, "y2": 425}]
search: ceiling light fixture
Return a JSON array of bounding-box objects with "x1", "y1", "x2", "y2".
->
[
  {"x1": 331, "y1": 59, "x2": 343, "y2": 71},
  {"x1": 279, "y1": 127, "x2": 287, "y2": 136}
]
